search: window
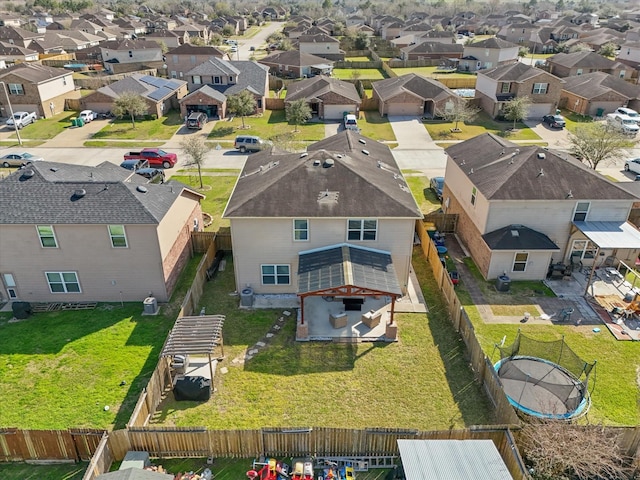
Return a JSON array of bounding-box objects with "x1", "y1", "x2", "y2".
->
[
  {"x1": 293, "y1": 219, "x2": 308, "y2": 241},
  {"x1": 576, "y1": 68, "x2": 583, "y2": 75},
  {"x1": 518, "y1": 37, "x2": 524, "y2": 43},
  {"x1": 620, "y1": 70, "x2": 626, "y2": 78},
  {"x1": 172, "y1": 55, "x2": 178, "y2": 64},
  {"x1": 171, "y1": 71, "x2": 177, "y2": 78},
  {"x1": 512, "y1": 252, "x2": 528, "y2": 272},
  {"x1": 229, "y1": 76, "x2": 235, "y2": 83},
  {"x1": 261, "y1": 264, "x2": 290, "y2": 285},
  {"x1": 46, "y1": 272, "x2": 81, "y2": 293},
  {"x1": 573, "y1": 202, "x2": 590, "y2": 222},
  {"x1": 214, "y1": 76, "x2": 221, "y2": 84},
  {"x1": 108, "y1": 225, "x2": 127, "y2": 248},
  {"x1": 179, "y1": 72, "x2": 184, "y2": 78},
  {"x1": 532, "y1": 83, "x2": 548, "y2": 94},
  {"x1": 501, "y1": 82, "x2": 510, "y2": 93},
  {"x1": 8, "y1": 83, "x2": 23, "y2": 95},
  {"x1": 190, "y1": 55, "x2": 196, "y2": 64},
  {"x1": 347, "y1": 219, "x2": 377, "y2": 241},
  {"x1": 571, "y1": 239, "x2": 596, "y2": 260},
  {"x1": 62, "y1": 77, "x2": 67, "y2": 85},
  {"x1": 36, "y1": 225, "x2": 57, "y2": 248},
  {"x1": 193, "y1": 75, "x2": 201, "y2": 84},
  {"x1": 471, "y1": 187, "x2": 477, "y2": 206}
]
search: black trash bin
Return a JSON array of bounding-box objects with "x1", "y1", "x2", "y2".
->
[{"x1": 12, "y1": 301, "x2": 32, "y2": 319}]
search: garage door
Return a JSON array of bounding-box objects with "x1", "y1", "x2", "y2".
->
[
  {"x1": 324, "y1": 104, "x2": 354, "y2": 120},
  {"x1": 387, "y1": 103, "x2": 421, "y2": 116},
  {"x1": 527, "y1": 103, "x2": 553, "y2": 119}
]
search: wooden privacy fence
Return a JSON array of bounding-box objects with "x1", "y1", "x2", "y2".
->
[
  {"x1": 82, "y1": 432, "x2": 112, "y2": 480},
  {"x1": 0, "y1": 428, "x2": 105, "y2": 462},
  {"x1": 335, "y1": 60, "x2": 382, "y2": 69},
  {"x1": 423, "y1": 212, "x2": 458, "y2": 233},
  {"x1": 265, "y1": 98, "x2": 285, "y2": 110},
  {"x1": 127, "y1": 357, "x2": 172, "y2": 428}
]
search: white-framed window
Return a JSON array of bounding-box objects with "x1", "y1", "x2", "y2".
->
[
  {"x1": 571, "y1": 239, "x2": 596, "y2": 260},
  {"x1": 193, "y1": 75, "x2": 202, "y2": 84},
  {"x1": 576, "y1": 68, "x2": 583, "y2": 75},
  {"x1": 171, "y1": 71, "x2": 177, "y2": 78},
  {"x1": 36, "y1": 225, "x2": 58, "y2": 248},
  {"x1": 214, "y1": 76, "x2": 221, "y2": 84},
  {"x1": 179, "y1": 72, "x2": 184, "y2": 78},
  {"x1": 471, "y1": 187, "x2": 477, "y2": 206},
  {"x1": 293, "y1": 219, "x2": 308, "y2": 241},
  {"x1": 501, "y1": 82, "x2": 510, "y2": 93},
  {"x1": 532, "y1": 82, "x2": 548, "y2": 94},
  {"x1": 261, "y1": 264, "x2": 290, "y2": 285},
  {"x1": 573, "y1": 201, "x2": 590, "y2": 222},
  {"x1": 8, "y1": 83, "x2": 23, "y2": 95},
  {"x1": 172, "y1": 55, "x2": 178, "y2": 63},
  {"x1": 46, "y1": 271, "x2": 81, "y2": 293},
  {"x1": 347, "y1": 219, "x2": 377, "y2": 241},
  {"x1": 512, "y1": 252, "x2": 528, "y2": 272},
  {"x1": 620, "y1": 70, "x2": 626, "y2": 78},
  {"x1": 108, "y1": 225, "x2": 128, "y2": 248}
]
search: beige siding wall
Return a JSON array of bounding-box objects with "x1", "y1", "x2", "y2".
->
[
  {"x1": 0, "y1": 224, "x2": 167, "y2": 302},
  {"x1": 487, "y1": 250, "x2": 554, "y2": 280},
  {"x1": 229, "y1": 217, "x2": 416, "y2": 295},
  {"x1": 443, "y1": 157, "x2": 490, "y2": 233},
  {"x1": 37, "y1": 74, "x2": 75, "y2": 101}
]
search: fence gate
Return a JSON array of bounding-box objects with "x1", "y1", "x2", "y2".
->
[
  {"x1": 262, "y1": 428, "x2": 312, "y2": 457},
  {"x1": 71, "y1": 430, "x2": 107, "y2": 461}
]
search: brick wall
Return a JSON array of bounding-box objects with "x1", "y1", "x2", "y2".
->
[{"x1": 513, "y1": 72, "x2": 562, "y2": 107}]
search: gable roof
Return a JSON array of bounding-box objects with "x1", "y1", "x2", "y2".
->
[
  {"x1": 372, "y1": 73, "x2": 456, "y2": 103},
  {"x1": 186, "y1": 59, "x2": 268, "y2": 97},
  {"x1": 100, "y1": 38, "x2": 161, "y2": 51},
  {"x1": 95, "y1": 74, "x2": 187, "y2": 102},
  {"x1": 166, "y1": 43, "x2": 225, "y2": 57},
  {"x1": 298, "y1": 33, "x2": 340, "y2": 44},
  {"x1": 466, "y1": 37, "x2": 518, "y2": 49},
  {"x1": 0, "y1": 63, "x2": 70, "y2": 83},
  {"x1": 259, "y1": 50, "x2": 334, "y2": 67},
  {"x1": 223, "y1": 131, "x2": 422, "y2": 219},
  {"x1": 482, "y1": 224, "x2": 560, "y2": 250},
  {"x1": 403, "y1": 41, "x2": 463, "y2": 54},
  {"x1": 285, "y1": 76, "x2": 360, "y2": 103},
  {"x1": 561, "y1": 71, "x2": 640, "y2": 99},
  {"x1": 180, "y1": 84, "x2": 227, "y2": 102},
  {"x1": 547, "y1": 51, "x2": 622, "y2": 69},
  {"x1": 0, "y1": 161, "x2": 203, "y2": 225},
  {"x1": 479, "y1": 62, "x2": 557, "y2": 83},
  {"x1": 445, "y1": 133, "x2": 635, "y2": 201},
  {"x1": 0, "y1": 42, "x2": 38, "y2": 56}
]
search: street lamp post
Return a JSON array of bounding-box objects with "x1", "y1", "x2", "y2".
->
[{"x1": 0, "y1": 81, "x2": 23, "y2": 146}]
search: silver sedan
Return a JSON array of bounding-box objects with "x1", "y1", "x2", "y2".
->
[{"x1": 0, "y1": 152, "x2": 43, "y2": 168}]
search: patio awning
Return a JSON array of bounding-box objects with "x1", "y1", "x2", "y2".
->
[
  {"x1": 160, "y1": 315, "x2": 225, "y2": 357},
  {"x1": 297, "y1": 244, "x2": 402, "y2": 296},
  {"x1": 573, "y1": 221, "x2": 640, "y2": 249}
]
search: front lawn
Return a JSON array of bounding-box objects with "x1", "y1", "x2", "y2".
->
[
  {"x1": 151, "y1": 252, "x2": 495, "y2": 430},
  {"x1": 357, "y1": 111, "x2": 396, "y2": 142},
  {"x1": 424, "y1": 111, "x2": 542, "y2": 141},
  {"x1": 11, "y1": 111, "x2": 77, "y2": 139},
  {"x1": 91, "y1": 110, "x2": 183, "y2": 140},
  {"x1": 332, "y1": 68, "x2": 388, "y2": 80},
  {"x1": 405, "y1": 175, "x2": 442, "y2": 214},
  {"x1": 208, "y1": 110, "x2": 325, "y2": 142},
  {"x1": 561, "y1": 109, "x2": 594, "y2": 134}
]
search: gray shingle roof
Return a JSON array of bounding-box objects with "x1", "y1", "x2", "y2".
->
[
  {"x1": 547, "y1": 51, "x2": 621, "y2": 69},
  {"x1": 285, "y1": 76, "x2": 361, "y2": 103},
  {"x1": 0, "y1": 63, "x2": 69, "y2": 83},
  {"x1": 445, "y1": 133, "x2": 635, "y2": 201},
  {"x1": 561, "y1": 71, "x2": 640, "y2": 99},
  {"x1": 259, "y1": 50, "x2": 334, "y2": 67},
  {"x1": 480, "y1": 62, "x2": 552, "y2": 82},
  {"x1": 166, "y1": 43, "x2": 225, "y2": 57},
  {"x1": 187, "y1": 59, "x2": 268, "y2": 97},
  {"x1": 466, "y1": 37, "x2": 518, "y2": 49},
  {"x1": 181, "y1": 84, "x2": 227, "y2": 102},
  {"x1": 372, "y1": 74, "x2": 456, "y2": 103},
  {"x1": 0, "y1": 161, "x2": 201, "y2": 225},
  {"x1": 403, "y1": 41, "x2": 463, "y2": 54},
  {"x1": 223, "y1": 131, "x2": 422, "y2": 219},
  {"x1": 482, "y1": 224, "x2": 560, "y2": 250}
]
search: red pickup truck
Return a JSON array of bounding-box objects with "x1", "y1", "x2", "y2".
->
[{"x1": 123, "y1": 148, "x2": 178, "y2": 169}]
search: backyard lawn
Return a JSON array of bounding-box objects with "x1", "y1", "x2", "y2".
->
[
  {"x1": 405, "y1": 175, "x2": 442, "y2": 215},
  {"x1": 390, "y1": 66, "x2": 476, "y2": 80},
  {"x1": 357, "y1": 111, "x2": 396, "y2": 142},
  {"x1": 91, "y1": 110, "x2": 183, "y2": 140},
  {"x1": 0, "y1": 462, "x2": 88, "y2": 479},
  {"x1": 424, "y1": 111, "x2": 542, "y2": 142},
  {"x1": 208, "y1": 110, "x2": 325, "y2": 142},
  {"x1": 332, "y1": 68, "x2": 388, "y2": 80}
]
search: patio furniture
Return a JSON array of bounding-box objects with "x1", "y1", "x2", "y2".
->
[
  {"x1": 361, "y1": 310, "x2": 382, "y2": 329},
  {"x1": 330, "y1": 312, "x2": 348, "y2": 328}
]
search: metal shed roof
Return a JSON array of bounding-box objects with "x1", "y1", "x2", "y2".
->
[
  {"x1": 160, "y1": 315, "x2": 225, "y2": 357},
  {"x1": 573, "y1": 221, "x2": 640, "y2": 249},
  {"x1": 397, "y1": 439, "x2": 514, "y2": 480}
]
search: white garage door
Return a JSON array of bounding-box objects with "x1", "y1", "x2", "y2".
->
[
  {"x1": 387, "y1": 103, "x2": 421, "y2": 116},
  {"x1": 527, "y1": 103, "x2": 553, "y2": 119},
  {"x1": 324, "y1": 104, "x2": 354, "y2": 119}
]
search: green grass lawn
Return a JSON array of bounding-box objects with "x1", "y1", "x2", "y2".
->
[
  {"x1": 151, "y1": 251, "x2": 495, "y2": 430},
  {"x1": 405, "y1": 175, "x2": 442, "y2": 215},
  {"x1": 91, "y1": 110, "x2": 183, "y2": 140},
  {"x1": 0, "y1": 140, "x2": 45, "y2": 147},
  {"x1": 344, "y1": 56, "x2": 371, "y2": 62},
  {"x1": 424, "y1": 111, "x2": 542, "y2": 141},
  {"x1": 358, "y1": 111, "x2": 396, "y2": 142},
  {"x1": 561, "y1": 109, "x2": 594, "y2": 134},
  {"x1": 390, "y1": 66, "x2": 475, "y2": 80},
  {"x1": 12, "y1": 111, "x2": 77, "y2": 139},
  {"x1": 208, "y1": 110, "x2": 325, "y2": 142},
  {"x1": 332, "y1": 68, "x2": 388, "y2": 80},
  {"x1": 0, "y1": 462, "x2": 88, "y2": 479}
]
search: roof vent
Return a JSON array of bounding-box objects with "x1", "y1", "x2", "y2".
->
[
  {"x1": 323, "y1": 158, "x2": 335, "y2": 168},
  {"x1": 336, "y1": 154, "x2": 343, "y2": 159},
  {"x1": 362, "y1": 149, "x2": 369, "y2": 155},
  {"x1": 137, "y1": 185, "x2": 148, "y2": 193},
  {"x1": 469, "y1": 168, "x2": 474, "y2": 174},
  {"x1": 73, "y1": 188, "x2": 86, "y2": 198},
  {"x1": 537, "y1": 152, "x2": 546, "y2": 159},
  {"x1": 538, "y1": 168, "x2": 544, "y2": 177},
  {"x1": 300, "y1": 152, "x2": 309, "y2": 158},
  {"x1": 358, "y1": 138, "x2": 366, "y2": 144},
  {"x1": 21, "y1": 169, "x2": 35, "y2": 179},
  {"x1": 313, "y1": 159, "x2": 321, "y2": 166},
  {"x1": 511, "y1": 229, "x2": 520, "y2": 237},
  {"x1": 50, "y1": 167, "x2": 58, "y2": 172}
]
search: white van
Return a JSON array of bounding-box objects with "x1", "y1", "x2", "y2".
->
[
  {"x1": 607, "y1": 113, "x2": 640, "y2": 136},
  {"x1": 344, "y1": 114, "x2": 358, "y2": 131}
]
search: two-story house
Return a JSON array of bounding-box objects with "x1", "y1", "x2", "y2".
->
[
  {"x1": 475, "y1": 62, "x2": 564, "y2": 119},
  {"x1": 222, "y1": 131, "x2": 422, "y2": 336},
  {"x1": 0, "y1": 42, "x2": 39, "y2": 64},
  {"x1": 0, "y1": 63, "x2": 76, "y2": 119},
  {"x1": 165, "y1": 44, "x2": 226, "y2": 81},
  {"x1": 0, "y1": 161, "x2": 204, "y2": 303},
  {"x1": 100, "y1": 39, "x2": 164, "y2": 74},
  {"x1": 617, "y1": 41, "x2": 640, "y2": 70},
  {"x1": 497, "y1": 22, "x2": 539, "y2": 46},
  {"x1": 460, "y1": 37, "x2": 519, "y2": 72},
  {"x1": 547, "y1": 51, "x2": 630, "y2": 80},
  {"x1": 298, "y1": 34, "x2": 344, "y2": 61},
  {"x1": 442, "y1": 134, "x2": 640, "y2": 280}
]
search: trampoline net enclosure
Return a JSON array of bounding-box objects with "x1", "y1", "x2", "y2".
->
[{"x1": 495, "y1": 332, "x2": 596, "y2": 419}]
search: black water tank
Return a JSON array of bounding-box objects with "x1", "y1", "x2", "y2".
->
[
  {"x1": 12, "y1": 301, "x2": 32, "y2": 319},
  {"x1": 495, "y1": 275, "x2": 511, "y2": 292}
]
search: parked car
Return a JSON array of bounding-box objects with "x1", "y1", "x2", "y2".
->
[
  {"x1": 607, "y1": 113, "x2": 640, "y2": 136},
  {"x1": 430, "y1": 176, "x2": 444, "y2": 201},
  {"x1": 0, "y1": 152, "x2": 43, "y2": 167},
  {"x1": 123, "y1": 148, "x2": 178, "y2": 168},
  {"x1": 344, "y1": 114, "x2": 358, "y2": 131},
  {"x1": 624, "y1": 158, "x2": 640, "y2": 174},
  {"x1": 135, "y1": 167, "x2": 165, "y2": 183},
  {"x1": 6, "y1": 111, "x2": 36, "y2": 129},
  {"x1": 186, "y1": 112, "x2": 208, "y2": 130},
  {"x1": 542, "y1": 114, "x2": 566, "y2": 129},
  {"x1": 79, "y1": 110, "x2": 97, "y2": 123},
  {"x1": 120, "y1": 159, "x2": 150, "y2": 171},
  {"x1": 615, "y1": 107, "x2": 639, "y2": 119},
  {"x1": 234, "y1": 135, "x2": 271, "y2": 153}
]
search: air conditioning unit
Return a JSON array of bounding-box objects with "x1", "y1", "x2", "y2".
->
[{"x1": 143, "y1": 296, "x2": 158, "y2": 314}]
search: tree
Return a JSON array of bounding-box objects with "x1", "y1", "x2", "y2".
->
[
  {"x1": 598, "y1": 42, "x2": 617, "y2": 58},
  {"x1": 502, "y1": 96, "x2": 531, "y2": 130},
  {"x1": 354, "y1": 31, "x2": 370, "y2": 50},
  {"x1": 221, "y1": 24, "x2": 235, "y2": 37},
  {"x1": 112, "y1": 92, "x2": 148, "y2": 129},
  {"x1": 180, "y1": 135, "x2": 209, "y2": 189},
  {"x1": 568, "y1": 42, "x2": 591, "y2": 53},
  {"x1": 435, "y1": 97, "x2": 480, "y2": 131},
  {"x1": 518, "y1": 46, "x2": 530, "y2": 57},
  {"x1": 286, "y1": 99, "x2": 312, "y2": 132},
  {"x1": 569, "y1": 122, "x2": 632, "y2": 169},
  {"x1": 520, "y1": 420, "x2": 635, "y2": 480},
  {"x1": 226, "y1": 90, "x2": 256, "y2": 129}
]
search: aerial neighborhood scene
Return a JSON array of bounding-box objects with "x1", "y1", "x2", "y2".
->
[{"x1": 1, "y1": 0, "x2": 640, "y2": 477}]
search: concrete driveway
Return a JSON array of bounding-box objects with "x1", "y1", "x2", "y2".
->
[
  {"x1": 388, "y1": 115, "x2": 434, "y2": 149},
  {"x1": 523, "y1": 119, "x2": 572, "y2": 149}
]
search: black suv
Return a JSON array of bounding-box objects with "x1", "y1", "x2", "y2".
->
[{"x1": 186, "y1": 112, "x2": 208, "y2": 130}]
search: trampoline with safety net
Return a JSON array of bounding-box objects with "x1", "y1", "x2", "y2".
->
[{"x1": 494, "y1": 332, "x2": 596, "y2": 420}]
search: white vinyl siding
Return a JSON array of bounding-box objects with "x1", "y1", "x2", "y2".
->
[
  {"x1": 347, "y1": 219, "x2": 377, "y2": 241},
  {"x1": 46, "y1": 271, "x2": 81, "y2": 293},
  {"x1": 37, "y1": 225, "x2": 57, "y2": 248}
]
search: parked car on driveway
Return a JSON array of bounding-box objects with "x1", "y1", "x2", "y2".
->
[
  {"x1": 120, "y1": 159, "x2": 150, "y2": 171},
  {"x1": 607, "y1": 113, "x2": 640, "y2": 136},
  {"x1": 234, "y1": 135, "x2": 271, "y2": 153},
  {"x1": 79, "y1": 110, "x2": 97, "y2": 123},
  {"x1": 0, "y1": 152, "x2": 43, "y2": 167},
  {"x1": 430, "y1": 176, "x2": 444, "y2": 201},
  {"x1": 542, "y1": 114, "x2": 566, "y2": 129},
  {"x1": 624, "y1": 158, "x2": 640, "y2": 174},
  {"x1": 615, "y1": 107, "x2": 639, "y2": 119},
  {"x1": 6, "y1": 111, "x2": 36, "y2": 129}
]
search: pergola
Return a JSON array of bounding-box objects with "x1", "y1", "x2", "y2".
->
[
  {"x1": 160, "y1": 314, "x2": 225, "y2": 381},
  {"x1": 297, "y1": 244, "x2": 403, "y2": 325}
]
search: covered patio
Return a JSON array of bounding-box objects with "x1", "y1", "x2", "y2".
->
[{"x1": 295, "y1": 244, "x2": 403, "y2": 341}]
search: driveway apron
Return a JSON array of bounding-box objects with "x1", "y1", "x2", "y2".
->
[{"x1": 388, "y1": 115, "x2": 434, "y2": 149}]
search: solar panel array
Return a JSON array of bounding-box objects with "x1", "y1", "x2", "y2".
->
[{"x1": 140, "y1": 75, "x2": 182, "y2": 101}]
